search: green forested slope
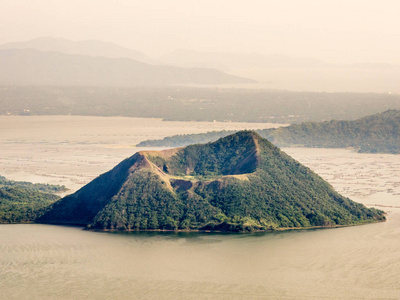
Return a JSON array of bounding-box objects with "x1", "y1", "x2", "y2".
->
[
  {"x1": 262, "y1": 109, "x2": 400, "y2": 153},
  {"x1": 39, "y1": 131, "x2": 384, "y2": 231},
  {"x1": 0, "y1": 176, "x2": 65, "y2": 223},
  {"x1": 0, "y1": 186, "x2": 60, "y2": 223},
  {"x1": 0, "y1": 175, "x2": 67, "y2": 193},
  {"x1": 137, "y1": 130, "x2": 237, "y2": 148}
]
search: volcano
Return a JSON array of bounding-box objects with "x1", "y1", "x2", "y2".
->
[{"x1": 38, "y1": 131, "x2": 384, "y2": 231}]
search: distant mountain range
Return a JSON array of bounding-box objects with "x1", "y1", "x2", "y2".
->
[
  {"x1": 38, "y1": 131, "x2": 384, "y2": 231},
  {"x1": 1, "y1": 36, "x2": 399, "y2": 91},
  {"x1": 0, "y1": 38, "x2": 255, "y2": 86},
  {"x1": 137, "y1": 110, "x2": 400, "y2": 154},
  {"x1": 0, "y1": 36, "x2": 155, "y2": 64}
]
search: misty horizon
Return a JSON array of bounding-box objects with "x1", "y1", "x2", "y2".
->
[
  {"x1": 2, "y1": 0, "x2": 400, "y2": 65},
  {"x1": 4, "y1": 36, "x2": 400, "y2": 67},
  {"x1": 1, "y1": 35, "x2": 400, "y2": 93}
]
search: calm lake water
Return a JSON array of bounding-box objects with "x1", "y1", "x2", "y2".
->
[
  {"x1": 1, "y1": 116, "x2": 399, "y2": 299},
  {"x1": 1, "y1": 218, "x2": 399, "y2": 299}
]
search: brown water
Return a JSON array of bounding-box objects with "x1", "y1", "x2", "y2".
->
[
  {"x1": 0, "y1": 116, "x2": 399, "y2": 299},
  {"x1": 0, "y1": 116, "x2": 282, "y2": 193},
  {"x1": 1, "y1": 217, "x2": 399, "y2": 299}
]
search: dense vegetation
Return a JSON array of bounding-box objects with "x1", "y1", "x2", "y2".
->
[
  {"x1": 138, "y1": 130, "x2": 238, "y2": 148},
  {"x1": 39, "y1": 131, "x2": 384, "y2": 232},
  {"x1": 138, "y1": 110, "x2": 400, "y2": 154},
  {"x1": 148, "y1": 132, "x2": 259, "y2": 178},
  {"x1": 0, "y1": 186, "x2": 60, "y2": 223},
  {"x1": 137, "y1": 130, "x2": 238, "y2": 148},
  {"x1": 0, "y1": 176, "x2": 65, "y2": 223},
  {"x1": 262, "y1": 109, "x2": 400, "y2": 153},
  {"x1": 1, "y1": 86, "x2": 400, "y2": 123},
  {"x1": 0, "y1": 175, "x2": 67, "y2": 193}
]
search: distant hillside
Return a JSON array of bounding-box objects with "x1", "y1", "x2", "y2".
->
[
  {"x1": 38, "y1": 131, "x2": 384, "y2": 231},
  {"x1": 1, "y1": 86, "x2": 400, "y2": 124},
  {"x1": 0, "y1": 176, "x2": 63, "y2": 223},
  {"x1": 0, "y1": 49, "x2": 255, "y2": 86},
  {"x1": 137, "y1": 110, "x2": 400, "y2": 154},
  {"x1": 261, "y1": 109, "x2": 400, "y2": 153},
  {"x1": 0, "y1": 37, "x2": 154, "y2": 63}
]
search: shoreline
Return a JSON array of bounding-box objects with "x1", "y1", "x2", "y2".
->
[
  {"x1": 84, "y1": 218, "x2": 386, "y2": 234},
  {"x1": 0, "y1": 218, "x2": 386, "y2": 233},
  {"x1": 3, "y1": 214, "x2": 386, "y2": 233}
]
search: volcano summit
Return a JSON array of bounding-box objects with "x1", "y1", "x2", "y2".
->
[{"x1": 38, "y1": 131, "x2": 384, "y2": 231}]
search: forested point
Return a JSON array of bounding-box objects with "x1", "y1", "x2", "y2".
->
[
  {"x1": 0, "y1": 187, "x2": 60, "y2": 223},
  {"x1": 137, "y1": 110, "x2": 400, "y2": 154},
  {"x1": 0, "y1": 176, "x2": 65, "y2": 223},
  {"x1": 0, "y1": 175, "x2": 67, "y2": 193}
]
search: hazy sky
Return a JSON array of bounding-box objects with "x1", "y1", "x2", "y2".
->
[{"x1": 1, "y1": 0, "x2": 400, "y2": 63}]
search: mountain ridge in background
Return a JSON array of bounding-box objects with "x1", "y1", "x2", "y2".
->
[
  {"x1": 1, "y1": 37, "x2": 400, "y2": 92},
  {"x1": 0, "y1": 36, "x2": 155, "y2": 64},
  {"x1": 0, "y1": 48, "x2": 255, "y2": 86}
]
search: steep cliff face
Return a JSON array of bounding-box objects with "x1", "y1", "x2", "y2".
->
[{"x1": 38, "y1": 131, "x2": 385, "y2": 231}]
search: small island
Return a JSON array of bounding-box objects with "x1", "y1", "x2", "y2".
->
[{"x1": 38, "y1": 131, "x2": 384, "y2": 232}]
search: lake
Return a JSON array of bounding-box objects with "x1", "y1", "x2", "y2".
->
[
  {"x1": 0, "y1": 116, "x2": 399, "y2": 299},
  {"x1": 0, "y1": 116, "x2": 284, "y2": 193}
]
